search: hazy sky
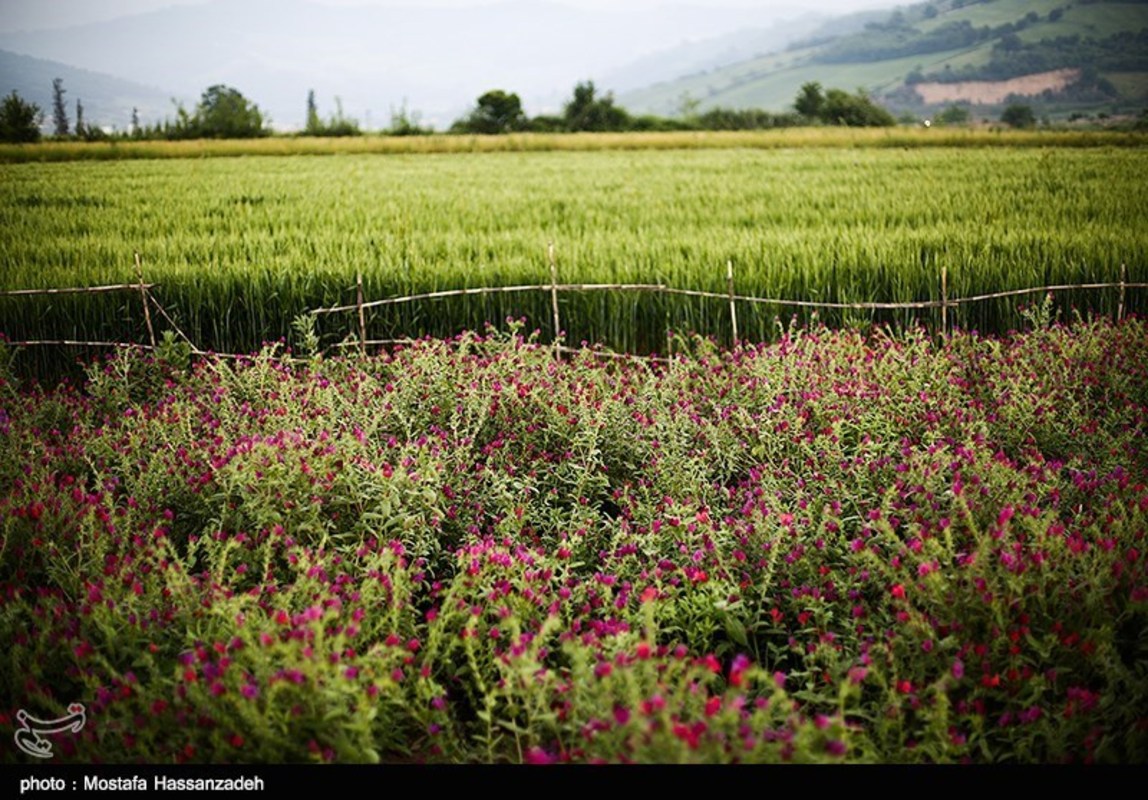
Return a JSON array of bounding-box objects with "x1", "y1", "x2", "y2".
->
[
  {"x1": 0, "y1": 0, "x2": 902, "y2": 126},
  {"x1": 0, "y1": 0, "x2": 896, "y2": 33}
]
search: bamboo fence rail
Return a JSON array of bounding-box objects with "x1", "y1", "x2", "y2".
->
[{"x1": 3, "y1": 256, "x2": 1142, "y2": 362}]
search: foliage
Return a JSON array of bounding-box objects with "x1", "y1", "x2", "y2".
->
[
  {"x1": 51, "y1": 78, "x2": 69, "y2": 138},
  {"x1": 916, "y1": 29, "x2": 1148, "y2": 84},
  {"x1": 387, "y1": 101, "x2": 433, "y2": 137},
  {"x1": 564, "y1": 82, "x2": 632, "y2": 132},
  {"x1": 692, "y1": 108, "x2": 802, "y2": 131},
  {"x1": 795, "y1": 82, "x2": 826, "y2": 120},
  {"x1": 1001, "y1": 103, "x2": 1037, "y2": 128},
  {"x1": 305, "y1": 90, "x2": 321, "y2": 135},
  {"x1": 795, "y1": 82, "x2": 896, "y2": 127},
  {"x1": 1, "y1": 320, "x2": 1146, "y2": 763},
  {"x1": 303, "y1": 91, "x2": 361, "y2": 138},
  {"x1": 0, "y1": 91, "x2": 42, "y2": 143},
  {"x1": 935, "y1": 104, "x2": 972, "y2": 126},
  {"x1": 452, "y1": 90, "x2": 528, "y2": 135},
  {"x1": 168, "y1": 85, "x2": 269, "y2": 140}
]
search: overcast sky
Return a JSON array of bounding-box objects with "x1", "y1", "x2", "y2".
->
[{"x1": 0, "y1": 0, "x2": 896, "y2": 34}]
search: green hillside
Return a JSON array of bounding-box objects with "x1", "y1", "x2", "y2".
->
[{"x1": 620, "y1": 0, "x2": 1148, "y2": 119}]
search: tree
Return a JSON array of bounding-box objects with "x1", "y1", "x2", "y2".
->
[
  {"x1": 563, "y1": 81, "x2": 630, "y2": 132},
  {"x1": 453, "y1": 90, "x2": 527, "y2": 134},
  {"x1": 388, "y1": 100, "x2": 431, "y2": 136},
  {"x1": 187, "y1": 85, "x2": 267, "y2": 138},
  {"x1": 131, "y1": 107, "x2": 140, "y2": 137},
  {"x1": 1000, "y1": 103, "x2": 1036, "y2": 128},
  {"x1": 820, "y1": 88, "x2": 896, "y2": 127},
  {"x1": 794, "y1": 82, "x2": 825, "y2": 120},
  {"x1": 301, "y1": 90, "x2": 360, "y2": 137},
  {"x1": 51, "y1": 77, "x2": 68, "y2": 137},
  {"x1": 796, "y1": 83, "x2": 894, "y2": 127},
  {"x1": 0, "y1": 91, "x2": 43, "y2": 143},
  {"x1": 305, "y1": 89, "x2": 321, "y2": 135},
  {"x1": 936, "y1": 104, "x2": 971, "y2": 125},
  {"x1": 74, "y1": 98, "x2": 84, "y2": 136}
]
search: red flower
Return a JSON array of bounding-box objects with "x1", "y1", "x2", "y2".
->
[
  {"x1": 705, "y1": 696, "x2": 722, "y2": 717},
  {"x1": 890, "y1": 584, "x2": 906, "y2": 599}
]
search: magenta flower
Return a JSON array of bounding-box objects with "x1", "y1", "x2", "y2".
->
[{"x1": 525, "y1": 747, "x2": 556, "y2": 765}]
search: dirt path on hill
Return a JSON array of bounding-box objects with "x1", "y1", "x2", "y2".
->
[{"x1": 913, "y1": 68, "x2": 1081, "y2": 105}]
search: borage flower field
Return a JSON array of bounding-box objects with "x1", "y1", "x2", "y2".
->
[{"x1": 2, "y1": 318, "x2": 1146, "y2": 763}]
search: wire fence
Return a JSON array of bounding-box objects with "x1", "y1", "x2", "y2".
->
[{"x1": 2, "y1": 252, "x2": 1143, "y2": 364}]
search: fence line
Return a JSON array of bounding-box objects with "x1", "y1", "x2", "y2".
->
[
  {"x1": 310, "y1": 279, "x2": 1148, "y2": 317},
  {"x1": 10, "y1": 339, "x2": 157, "y2": 351},
  {"x1": 0, "y1": 283, "x2": 156, "y2": 297},
  {"x1": 3, "y1": 254, "x2": 1143, "y2": 360}
]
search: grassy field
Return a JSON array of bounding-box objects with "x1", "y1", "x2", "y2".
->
[{"x1": 1, "y1": 140, "x2": 1146, "y2": 372}]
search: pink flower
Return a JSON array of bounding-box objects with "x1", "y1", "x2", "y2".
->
[
  {"x1": 729, "y1": 654, "x2": 750, "y2": 687},
  {"x1": 997, "y1": 506, "x2": 1015, "y2": 527},
  {"x1": 524, "y1": 747, "x2": 555, "y2": 765}
]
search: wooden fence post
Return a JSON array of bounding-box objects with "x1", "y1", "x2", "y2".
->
[
  {"x1": 134, "y1": 252, "x2": 157, "y2": 349},
  {"x1": 1118, "y1": 263, "x2": 1127, "y2": 322},
  {"x1": 356, "y1": 271, "x2": 367, "y2": 355},
  {"x1": 940, "y1": 264, "x2": 948, "y2": 336},
  {"x1": 727, "y1": 260, "x2": 738, "y2": 346},
  {"x1": 549, "y1": 242, "x2": 561, "y2": 354}
]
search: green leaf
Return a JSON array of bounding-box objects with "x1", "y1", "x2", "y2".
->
[{"x1": 723, "y1": 614, "x2": 749, "y2": 648}]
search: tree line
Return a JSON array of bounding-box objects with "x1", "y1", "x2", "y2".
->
[{"x1": 1, "y1": 77, "x2": 909, "y2": 144}]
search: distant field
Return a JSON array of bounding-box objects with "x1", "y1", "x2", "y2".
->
[
  {"x1": 1, "y1": 128, "x2": 1145, "y2": 163},
  {"x1": 1, "y1": 144, "x2": 1146, "y2": 370}
]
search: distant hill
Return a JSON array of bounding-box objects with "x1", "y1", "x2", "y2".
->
[
  {"x1": 620, "y1": 0, "x2": 1148, "y2": 119},
  {"x1": 0, "y1": 0, "x2": 796, "y2": 130},
  {"x1": 598, "y1": 13, "x2": 830, "y2": 96},
  {"x1": 0, "y1": 49, "x2": 182, "y2": 133}
]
